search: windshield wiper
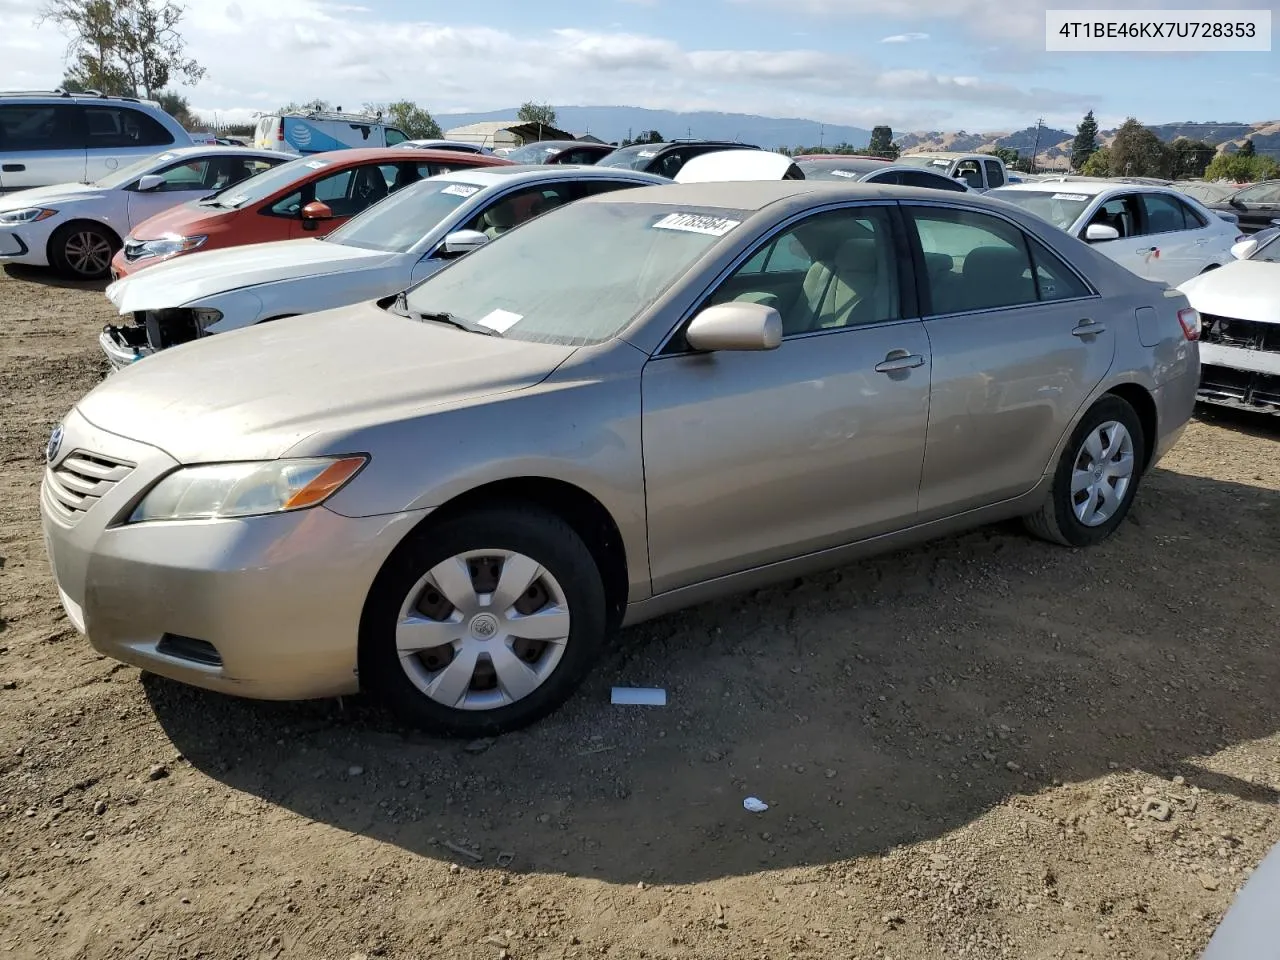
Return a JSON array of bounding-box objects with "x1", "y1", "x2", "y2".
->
[{"x1": 391, "y1": 293, "x2": 500, "y2": 336}]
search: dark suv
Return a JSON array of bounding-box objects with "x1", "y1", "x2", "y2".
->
[{"x1": 597, "y1": 139, "x2": 761, "y2": 179}]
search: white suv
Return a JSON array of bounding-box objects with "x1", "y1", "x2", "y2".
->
[{"x1": 0, "y1": 90, "x2": 192, "y2": 193}]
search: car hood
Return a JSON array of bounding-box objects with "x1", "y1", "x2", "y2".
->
[
  {"x1": 105, "y1": 239, "x2": 400, "y2": 312},
  {"x1": 1179, "y1": 260, "x2": 1280, "y2": 325},
  {"x1": 75, "y1": 301, "x2": 577, "y2": 463},
  {"x1": 0, "y1": 182, "x2": 105, "y2": 208},
  {"x1": 127, "y1": 199, "x2": 228, "y2": 241}
]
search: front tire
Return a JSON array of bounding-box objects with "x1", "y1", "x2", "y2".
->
[
  {"x1": 1024, "y1": 395, "x2": 1145, "y2": 547},
  {"x1": 359, "y1": 505, "x2": 607, "y2": 736},
  {"x1": 48, "y1": 222, "x2": 118, "y2": 280}
]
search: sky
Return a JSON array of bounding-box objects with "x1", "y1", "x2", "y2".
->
[{"x1": 0, "y1": 0, "x2": 1275, "y2": 133}]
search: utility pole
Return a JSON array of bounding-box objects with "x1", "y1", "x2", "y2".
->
[
  {"x1": 819, "y1": 123, "x2": 825, "y2": 150},
  {"x1": 1030, "y1": 117, "x2": 1044, "y2": 175}
]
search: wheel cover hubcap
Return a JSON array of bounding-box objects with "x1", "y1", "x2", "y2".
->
[
  {"x1": 395, "y1": 549, "x2": 571, "y2": 711},
  {"x1": 1070, "y1": 420, "x2": 1135, "y2": 527},
  {"x1": 65, "y1": 232, "x2": 112, "y2": 275}
]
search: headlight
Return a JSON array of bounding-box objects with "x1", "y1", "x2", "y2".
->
[
  {"x1": 0, "y1": 207, "x2": 57, "y2": 225},
  {"x1": 135, "y1": 234, "x2": 208, "y2": 259},
  {"x1": 128, "y1": 456, "x2": 367, "y2": 523}
]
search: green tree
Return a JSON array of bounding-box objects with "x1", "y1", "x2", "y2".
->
[
  {"x1": 155, "y1": 88, "x2": 193, "y2": 127},
  {"x1": 1109, "y1": 118, "x2": 1173, "y2": 178},
  {"x1": 1171, "y1": 138, "x2": 1217, "y2": 178},
  {"x1": 41, "y1": 0, "x2": 204, "y2": 99},
  {"x1": 364, "y1": 100, "x2": 442, "y2": 139},
  {"x1": 983, "y1": 146, "x2": 1019, "y2": 167},
  {"x1": 1080, "y1": 146, "x2": 1111, "y2": 177},
  {"x1": 1204, "y1": 152, "x2": 1279, "y2": 183},
  {"x1": 1238, "y1": 137, "x2": 1256, "y2": 157},
  {"x1": 1071, "y1": 109, "x2": 1099, "y2": 171},
  {"x1": 866, "y1": 125, "x2": 899, "y2": 159},
  {"x1": 517, "y1": 101, "x2": 557, "y2": 127}
]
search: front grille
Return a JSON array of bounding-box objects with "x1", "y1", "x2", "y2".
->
[
  {"x1": 1201, "y1": 314, "x2": 1280, "y2": 352},
  {"x1": 44, "y1": 450, "x2": 135, "y2": 525}
]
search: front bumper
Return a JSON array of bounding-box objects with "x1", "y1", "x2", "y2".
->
[
  {"x1": 98, "y1": 325, "x2": 152, "y2": 371},
  {"x1": 0, "y1": 227, "x2": 45, "y2": 266},
  {"x1": 39, "y1": 408, "x2": 426, "y2": 700},
  {"x1": 1198, "y1": 343, "x2": 1280, "y2": 413}
]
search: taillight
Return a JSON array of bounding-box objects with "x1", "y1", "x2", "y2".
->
[
  {"x1": 277, "y1": 127, "x2": 284, "y2": 140},
  {"x1": 1177, "y1": 307, "x2": 1201, "y2": 341}
]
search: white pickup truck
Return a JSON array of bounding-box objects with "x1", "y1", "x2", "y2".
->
[{"x1": 896, "y1": 151, "x2": 1010, "y2": 193}]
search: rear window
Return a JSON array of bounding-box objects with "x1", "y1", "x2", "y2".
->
[{"x1": 84, "y1": 106, "x2": 173, "y2": 149}]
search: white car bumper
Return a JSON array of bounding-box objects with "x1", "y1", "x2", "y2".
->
[{"x1": 0, "y1": 219, "x2": 56, "y2": 267}]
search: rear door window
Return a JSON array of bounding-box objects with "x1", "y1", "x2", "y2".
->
[{"x1": 983, "y1": 159, "x2": 1005, "y2": 188}]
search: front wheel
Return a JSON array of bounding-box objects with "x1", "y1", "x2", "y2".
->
[
  {"x1": 1024, "y1": 395, "x2": 1146, "y2": 547},
  {"x1": 48, "y1": 222, "x2": 118, "y2": 280},
  {"x1": 359, "y1": 505, "x2": 608, "y2": 736}
]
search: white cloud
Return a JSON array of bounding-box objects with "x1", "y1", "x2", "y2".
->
[
  {"x1": 880, "y1": 32, "x2": 929, "y2": 43},
  {"x1": 2, "y1": 0, "x2": 1091, "y2": 131}
]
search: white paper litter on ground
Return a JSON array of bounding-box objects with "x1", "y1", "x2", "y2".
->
[
  {"x1": 610, "y1": 687, "x2": 667, "y2": 706},
  {"x1": 743, "y1": 797, "x2": 769, "y2": 813}
]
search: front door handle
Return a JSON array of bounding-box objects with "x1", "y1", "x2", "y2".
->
[
  {"x1": 1, "y1": 163, "x2": 24, "y2": 172},
  {"x1": 874, "y1": 351, "x2": 925, "y2": 373},
  {"x1": 1072, "y1": 319, "x2": 1107, "y2": 338}
]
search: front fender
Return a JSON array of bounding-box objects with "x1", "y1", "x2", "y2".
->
[{"x1": 193, "y1": 290, "x2": 266, "y2": 334}]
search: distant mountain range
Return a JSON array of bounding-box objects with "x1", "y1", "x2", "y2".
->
[{"x1": 435, "y1": 105, "x2": 1278, "y2": 168}]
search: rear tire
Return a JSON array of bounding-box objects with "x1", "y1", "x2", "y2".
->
[
  {"x1": 48, "y1": 222, "x2": 118, "y2": 280},
  {"x1": 1024, "y1": 395, "x2": 1145, "y2": 547},
  {"x1": 359, "y1": 504, "x2": 607, "y2": 737}
]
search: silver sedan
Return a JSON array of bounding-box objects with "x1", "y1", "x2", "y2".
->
[{"x1": 39, "y1": 180, "x2": 1201, "y2": 735}]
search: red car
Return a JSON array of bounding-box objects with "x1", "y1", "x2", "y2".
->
[{"x1": 110, "y1": 147, "x2": 511, "y2": 278}]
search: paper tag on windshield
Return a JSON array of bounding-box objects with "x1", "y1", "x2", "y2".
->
[
  {"x1": 156, "y1": 153, "x2": 177, "y2": 163},
  {"x1": 1052, "y1": 193, "x2": 1089, "y2": 201},
  {"x1": 653, "y1": 213, "x2": 741, "y2": 237},
  {"x1": 304, "y1": 160, "x2": 328, "y2": 169},
  {"x1": 478, "y1": 308, "x2": 523, "y2": 333},
  {"x1": 442, "y1": 183, "x2": 481, "y2": 197},
  {"x1": 637, "y1": 150, "x2": 656, "y2": 158},
  {"x1": 829, "y1": 169, "x2": 859, "y2": 178}
]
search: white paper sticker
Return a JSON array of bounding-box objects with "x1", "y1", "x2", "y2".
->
[
  {"x1": 222, "y1": 195, "x2": 247, "y2": 206},
  {"x1": 442, "y1": 183, "x2": 481, "y2": 197},
  {"x1": 1051, "y1": 193, "x2": 1089, "y2": 201},
  {"x1": 304, "y1": 159, "x2": 329, "y2": 169},
  {"x1": 829, "y1": 169, "x2": 860, "y2": 178},
  {"x1": 652, "y1": 212, "x2": 742, "y2": 237},
  {"x1": 156, "y1": 153, "x2": 177, "y2": 163},
  {"x1": 637, "y1": 150, "x2": 657, "y2": 158},
  {"x1": 477, "y1": 308, "x2": 523, "y2": 333}
]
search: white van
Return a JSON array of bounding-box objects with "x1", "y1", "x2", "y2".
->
[{"x1": 253, "y1": 110, "x2": 409, "y2": 155}]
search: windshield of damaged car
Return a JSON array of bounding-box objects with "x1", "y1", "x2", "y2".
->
[
  {"x1": 402, "y1": 202, "x2": 746, "y2": 345},
  {"x1": 324, "y1": 178, "x2": 479, "y2": 252},
  {"x1": 596, "y1": 144, "x2": 662, "y2": 170},
  {"x1": 986, "y1": 188, "x2": 1093, "y2": 231}
]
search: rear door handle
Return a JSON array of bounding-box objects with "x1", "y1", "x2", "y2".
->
[
  {"x1": 874, "y1": 351, "x2": 925, "y2": 373},
  {"x1": 1072, "y1": 319, "x2": 1106, "y2": 338},
  {"x1": 1, "y1": 164, "x2": 24, "y2": 172}
]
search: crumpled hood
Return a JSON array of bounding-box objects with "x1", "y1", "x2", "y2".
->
[
  {"x1": 0, "y1": 182, "x2": 105, "y2": 209},
  {"x1": 75, "y1": 300, "x2": 577, "y2": 463},
  {"x1": 105, "y1": 238, "x2": 398, "y2": 312},
  {"x1": 1179, "y1": 259, "x2": 1280, "y2": 325}
]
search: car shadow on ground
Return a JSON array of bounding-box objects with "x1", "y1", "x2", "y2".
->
[
  {"x1": 144, "y1": 465, "x2": 1280, "y2": 886},
  {"x1": 3, "y1": 263, "x2": 109, "y2": 292}
]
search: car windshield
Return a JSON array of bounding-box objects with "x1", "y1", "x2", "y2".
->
[
  {"x1": 1171, "y1": 181, "x2": 1241, "y2": 204},
  {"x1": 795, "y1": 158, "x2": 890, "y2": 181},
  {"x1": 201, "y1": 154, "x2": 326, "y2": 209},
  {"x1": 897, "y1": 155, "x2": 954, "y2": 171},
  {"x1": 1244, "y1": 229, "x2": 1280, "y2": 262},
  {"x1": 505, "y1": 143, "x2": 563, "y2": 163},
  {"x1": 93, "y1": 152, "x2": 177, "y2": 188},
  {"x1": 987, "y1": 188, "x2": 1094, "y2": 231},
  {"x1": 402, "y1": 201, "x2": 746, "y2": 345},
  {"x1": 324, "y1": 178, "x2": 481, "y2": 252},
  {"x1": 596, "y1": 144, "x2": 660, "y2": 170}
]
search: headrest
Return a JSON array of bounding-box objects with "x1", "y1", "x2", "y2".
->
[
  {"x1": 484, "y1": 203, "x2": 516, "y2": 228},
  {"x1": 923, "y1": 251, "x2": 953, "y2": 277},
  {"x1": 834, "y1": 237, "x2": 878, "y2": 276}
]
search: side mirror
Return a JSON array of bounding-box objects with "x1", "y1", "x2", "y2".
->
[
  {"x1": 300, "y1": 200, "x2": 333, "y2": 232},
  {"x1": 1231, "y1": 238, "x2": 1258, "y2": 259},
  {"x1": 1085, "y1": 223, "x2": 1120, "y2": 242},
  {"x1": 438, "y1": 229, "x2": 489, "y2": 258},
  {"x1": 685, "y1": 301, "x2": 783, "y2": 352},
  {"x1": 135, "y1": 174, "x2": 165, "y2": 192}
]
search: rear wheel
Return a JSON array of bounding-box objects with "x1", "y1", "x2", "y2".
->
[
  {"x1": 1024, "y1": 395, "x2": 1145, "y2": 547},
  {"x1": 359, "y1": 505, "x2": 607, "y2": 736},
  {"x1": 48, "y1": 222, "x2": 118, "y2": 280}
]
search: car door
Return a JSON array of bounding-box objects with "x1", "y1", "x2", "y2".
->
[
  {"x1": 83, "y1": 106, "x2": 177, "y2": 181},
  {"x1": 0, "y1": 103, "x2": 86, "y2": 190},
  {"x1": 904, "y1": 202, "x2": 1115, "y2": 520},
  {"x1": 982, "y1": 159, "x2": 1006, "y2": 190},
  {"x1": 640, "y1": 204, "x2": 932, "y2": 593},
  {"x1": 1227, "y1": 181, "x2": 1280, "y2": 232},
  {"x1": 1082, "y1": 192, "x2": 1155, "y2": 278},
  {"x1": 953, "y1": 159, "x2": 985, "y2": 191},
  {"x1": 1136, "y1": 191, "x2": 1209, "y2": 285}
]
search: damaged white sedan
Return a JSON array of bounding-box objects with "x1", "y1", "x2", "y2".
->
[{"x1": 1178, "y1": 226, "x2": 1280, "y2": 413}]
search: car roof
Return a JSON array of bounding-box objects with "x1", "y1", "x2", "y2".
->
[
  {"x1": 989, "y1": 180, "x2": 1177, "y2": 197},
  {"x1": 151, "y1": 145, "x2": 284, "y2": 161},
  {"x1": 517, "y1": 140, "x2": 605, "y2": 149},
  {"x1": 583, "y1": 179, "x2": 1000, "y2": 211},
  {"x1": 433, "y1": 164, "x2": 669, "y2": 187},
  {"x1": 301, "y1": 147, "x2": 507, "y2": 166}
]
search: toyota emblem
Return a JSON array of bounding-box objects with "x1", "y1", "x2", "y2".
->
[{"x1": 45, "y1": 424, "x2": 63, "y2": 464}]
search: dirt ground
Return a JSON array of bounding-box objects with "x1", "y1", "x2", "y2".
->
[{"x1": 1, "y1": 264, "x2": 1279, "y2": 960}]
